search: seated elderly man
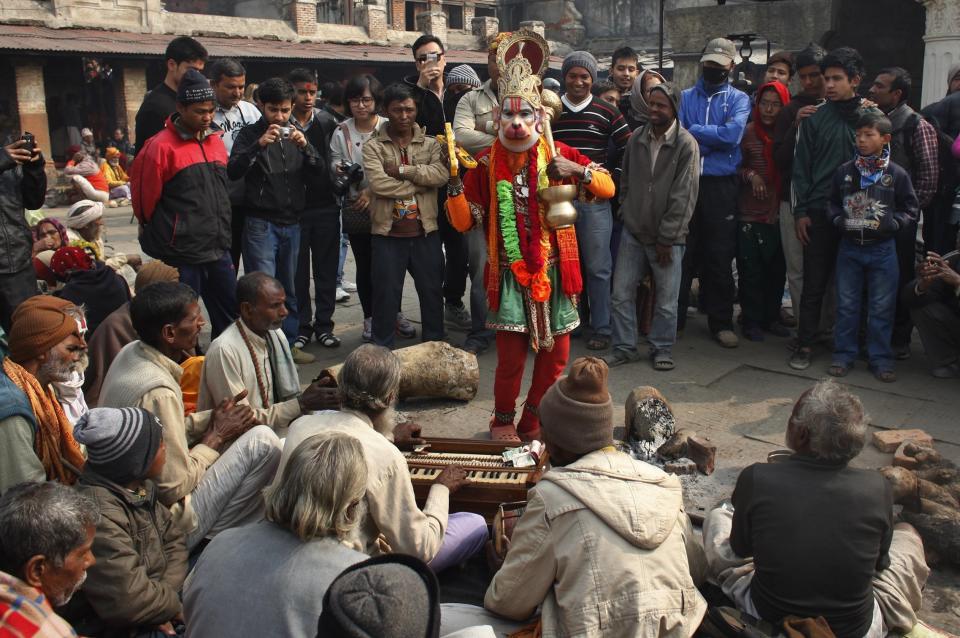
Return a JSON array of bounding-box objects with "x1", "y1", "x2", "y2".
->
[
  {"x1": 84, "y1": 260, "x2": 181, "y2": 407},
  {"x1": 1, "y1": 296, "x2": 87, "y2": 492},
  {"x1": 484, "y1": 357, "x2": 707, "y2": 636},
  {"x1": 63, "y1": 199, "x2": 142, "y2": 274},
  {"x1": 99, "y1": 147, "x2": 132, "y2": 206},
  {"x1": 703, "y1": 380, "x2": 929, "y2": 638},
  {"x1": 197, "y1": 272, "x2": 339, "y2": 432},
  {"x1": 0, "y1": 481, "x2": 98, "y2": 637},
  {"x1": 100, "y1": 281, "x2": 282, "y2": 549},
  {"x1": 67, "y1": 407, "x2": 188, "y2": 637},
  {"x1": 184, "y1": 432, "x2": 368, "y2": 638},
  {"x1": 279, "y1": 344, "x2": 488, "y2": 573},
  {"x1": 903, "y1": 251, "x2": 960, "y2": 378},
  {"x1": 64, "y1": 146, "x2": 109, "y2": 204}
]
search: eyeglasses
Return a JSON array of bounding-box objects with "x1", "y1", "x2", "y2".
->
[{"x1": 349, "y1": 97, "x2": 375, "y2": 106}]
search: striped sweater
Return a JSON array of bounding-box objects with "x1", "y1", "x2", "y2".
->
[{"x1": 553, "y1": 95, "x2": 631, "y2": 179}]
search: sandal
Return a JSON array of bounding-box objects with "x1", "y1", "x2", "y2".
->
[
  {"x1": 317, "y1": 332, "x2": 341, "y2": 348},
  {"x1": 828, "y1": 363, "x2": 850, "y2": 377},
  {"x1": 586, "y1": 335, "x2": 611, "y2": 351},
  {"x1": 873, "y1": 369, "x2": 897, "y2": 383},
  {"x1": 489, "y1": 423, "x2": 521, "y2": 443},
  {"x1": 652, "y1": 352, "x2": 675, "y2": 371}
]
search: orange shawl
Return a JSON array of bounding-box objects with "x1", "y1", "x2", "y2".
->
[{"x1": 2, "y1": 358, "x2": 85, "y2": 484}]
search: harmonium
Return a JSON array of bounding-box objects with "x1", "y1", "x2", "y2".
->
[{"x1": 404, "y1": 437, "x2": 549, "y2": 522}]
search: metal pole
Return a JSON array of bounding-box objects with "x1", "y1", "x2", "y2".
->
[{"x1": 658, "y1": 0, "x2": 665, "y2": 72}]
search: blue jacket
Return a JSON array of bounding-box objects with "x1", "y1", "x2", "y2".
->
[{"x1": 679, "y1": 78, "x2": 751, "y2": 177}]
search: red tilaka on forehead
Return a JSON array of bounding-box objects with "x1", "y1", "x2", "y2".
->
[{"x1": 508, "y1": 97, "x2": 522, "y2": 112}]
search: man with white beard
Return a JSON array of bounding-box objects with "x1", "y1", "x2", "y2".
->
[
  {"x1": 278, "y1": 344, "x2": 488, "y2": 573},
  {"x1": 0, "y1": 481, "x2": 98, "y2": 636}
]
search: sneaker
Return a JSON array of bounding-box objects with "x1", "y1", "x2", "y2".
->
[
  {"x1": 396, "y1": 313, "x2": 417, "y2": 339},
  {"x1": 714, "y1": 329, "x2": 739, "y2": 348},
  {"x1": 341, "y1": 280, "x2": 357, "y2": 293},
  {"x1": 931, "y1": 361, "x2": 960, "y2": 379},
  {"x1": 788, "y1": 347, "x2": 812, "y2": 370},
  {"x1": 601, "y1": 349, "x2": 642, "y2": 368},
  {"x1": 462, "y1": 339, "x2": 490, "y2": 355},
  {"x1": 362, "y1": 317, "x2": 373, "y2": 342},
  {"x1": 742, "y1": 324, "x2": 764, "y2": 342},
  {"x1": 291, "y1": 345, "x2": 315, "y2": 365},
  {"x1": 444, "y1": 303, "x2": 471, "y2": 330},
  {"x1": 893, "y1": 343, "x2": 911, "y2": 360},
  {"x1": 335, "y1": 287, "x2": 350, "y2": 302}
]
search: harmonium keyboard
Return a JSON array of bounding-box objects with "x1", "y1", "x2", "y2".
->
[{"x1": 404, "y1": 437, "x2": 549, "y2": 521}]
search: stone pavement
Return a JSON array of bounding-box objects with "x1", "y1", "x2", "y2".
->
[{"x1": 77, "y1": 203, "x2": 960, "y2": 631}]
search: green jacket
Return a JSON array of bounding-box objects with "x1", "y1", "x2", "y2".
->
[{"x1": 792, "y1": 98, "x2": 863, "y2": 218}]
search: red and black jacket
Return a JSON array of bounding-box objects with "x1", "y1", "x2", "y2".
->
[{"x1": 131, "y1": 115, "x2": 232, "y2": 265}]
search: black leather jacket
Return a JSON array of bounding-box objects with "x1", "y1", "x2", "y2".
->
[{"x1": 0, "y1": 147, "x2": 46, "y2": 274}]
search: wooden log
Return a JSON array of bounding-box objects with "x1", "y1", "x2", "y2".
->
[
  {"x1": 900, "y1": 511, "x2": 960, "y2": 566},
  {"x1": 687, "y1": 435, "x2": 717, "y2": 476},
  {"x1": 657, "y1": 429, "x2": 695, "y2": 460},
  {"x1": 324, "y1": 341, "x2": 479, "y2": 402},
  {"x1": 880, "y1": 467, "x2": 960, "y2": 510},
  {"x1": 624, "y1": 386, "x2": 675, "y2": 443}
]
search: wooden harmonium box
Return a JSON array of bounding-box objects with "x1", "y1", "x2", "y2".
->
[{"x1": 404, "y1": 437, "x2": 548, "y2": 522}]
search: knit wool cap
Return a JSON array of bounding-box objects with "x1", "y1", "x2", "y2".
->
[
  {"x1": 318, "y1": 554, "x2": 440, "y2": 638},
  {"x1": 446, "y1": 64, "x2": 481, "y2": 89},
  {"x1": 50, "y1": 246, "x2": 94, "y2": 279},
  {"x1": 177, "y1": 68, "x2": 216, "y2": 105},
  {"x1": 64, "y1": 199, "x2": 104, "y2": 229},
  {"x1": 562, "y1": 51, "x2": 598, "y2": 83},
  {"x1": 134, "y1": 260, "x2": 180, "y2": 294},
  {"x1": 538, "y1": 356, "x2": 614, "y2": 455},
  {"x1": 9, "y1": 295, "x2": 79, "y2": 364},
  {"x1": 74, "y1": 407, "x2": 163, "y2": 484}
]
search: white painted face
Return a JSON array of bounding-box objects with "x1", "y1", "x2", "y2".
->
[{"x1": 495, "y1": 96, "x2": 542, "y2": 153}]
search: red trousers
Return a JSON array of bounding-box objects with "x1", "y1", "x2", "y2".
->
[{"x1": 493, "y1": 331, "x2": 570, "y2": 436}]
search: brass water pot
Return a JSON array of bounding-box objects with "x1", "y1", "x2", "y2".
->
[{"x1": 540, "y1": 183, "x2": 579, "y2": 229}]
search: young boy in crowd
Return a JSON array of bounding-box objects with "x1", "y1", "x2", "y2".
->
[
  {"x1": 228, "y1": 77, "x2": 324, "y2": 348},
  {"x1": 827, "y1": 111, "x2": 919, "y2": 382},
  {"x1": 68, "y1": 407, "x2": 188, "y2": 637}
]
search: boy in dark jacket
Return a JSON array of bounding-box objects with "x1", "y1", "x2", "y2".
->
[
  {"x1": 827, "y1": 111, "x2": 919, "y2": 382},
  {"x1": 68, "y1": 407, "x2": 188, "y2": 637},
  {"x1": 228, "y1": 77, "x2": 324, "y2": 346}
]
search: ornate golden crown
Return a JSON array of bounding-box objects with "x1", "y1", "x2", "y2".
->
[{"x1": 496, "y1": 30, "x2": 550, "y2": 109}]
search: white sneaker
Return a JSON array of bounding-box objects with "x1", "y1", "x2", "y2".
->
[
  {"x1": 335, "y1": 287, "x2": 350, "y2": 302},
  {"x1": 341, "y1": 280, "x2": 357, "y2": 293}
]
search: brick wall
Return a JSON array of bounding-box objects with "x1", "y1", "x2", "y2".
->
[
  {"x1": 365, "y1": 4, "x2": 388, "y2": 40},
  {"x1": 290, "y1": 0, "x2": 318, "y2": 35},
  {"x1": 391, "y1": 0, "x2": 405, "y2": 30}
]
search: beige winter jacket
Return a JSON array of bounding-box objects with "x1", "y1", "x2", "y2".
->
[
  {"x1": 361, "y1": 124, "x2": 449, "y2": 236},
  {"x1": 485, "y1": 449, "x2": 708, "y2": 638},
  {"x1": 453, "y1": 80, "x2": 499, "y2": 156}
]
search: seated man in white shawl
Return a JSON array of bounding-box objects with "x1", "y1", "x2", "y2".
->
[{"x1": 198, "y1": 272, "x2": 339, "y2": 433}]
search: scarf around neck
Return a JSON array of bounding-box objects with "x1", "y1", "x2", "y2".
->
[
  {"x1": 855, "y1": 145, "x2": 890, "y2": 188},
  {"x1": 752, "y1": 81, "x2": 791, "y2": 197}
]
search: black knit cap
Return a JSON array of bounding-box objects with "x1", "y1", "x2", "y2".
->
[
  {"x1": 73, "y1": 407, "x2": 163, "y2": 484},
  {"x1": 177, "y1": 68, "x2": 215, "y2": 105},
  {"x1": 317, "y1": 554, "x2": 440, "y2": 638}
]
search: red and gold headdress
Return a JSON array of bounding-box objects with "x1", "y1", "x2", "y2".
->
[{"x1": 496, "y1": 30, "x2": 550, "y2": 110}]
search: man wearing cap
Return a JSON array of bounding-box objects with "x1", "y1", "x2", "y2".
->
[
  {"x1": 83, "y1": 260, "x2": 180, "y2": 407},
  {"x1": 99, "y1": 146, "x2": 132, "y2": 207},
  {"x1": 0, "y1": 133, "x2": 46, "y2": 330},
  {"x1": 677, "y1": 37, "x2": 751, "y2": 348},
  {"x1": 80, "y1": 127, "x2": 100, "y2": 163},
  {"x1": 0, "y1": 296, "x2": 88, "y2": 492},
  {"x1": 131, "y1": 67, "x2": 237, "y2": 340},
  {"x1": 485, "y1": 357, "x2": 707, "y2": 636},
  {"x1": 553, "y1": 50, "x2": 631, "y2": 352},
  {"x1": 443, "y1": 64, "x2": 481, "y2": 122},
  {"x1": 69, "y1": 407, "x2": 188, "y2": 637}
]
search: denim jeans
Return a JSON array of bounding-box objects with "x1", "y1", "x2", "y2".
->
[
  {"x1": 465, "y1": 226, "x2": 494, "y2": 348},
  {"x1": 833, "y1": 238, "x2": 899, "y2": 371},
  {"x1": 336, "y1": 232, "x2": 349, "y2": 285},
  {"x1": 177, "y1": 253, "x2": 238, "y2": 340},
  {"x1": 611, "y1": 232, "x2": 684, "y2": 355},
  {"x1": 574, "y1": 200, "x2": 613, "y2": 337},
  {"x1": 243, "y1": 216, "x2": 301, "y2": 343}
]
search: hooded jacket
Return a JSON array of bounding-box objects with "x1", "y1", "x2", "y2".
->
[
  {"x1": 67, "y1": 473, "x2": 188, "y2": 637},
  {"x1": 485, "y1": 449, "x2": 707, "y2": 638},
  {"x1": 619, "y1": 84, "x2": 701, "y2": 246},
  {"x1": 0, "y1": 147, "x2": 46, "y2": 275},
  {"x1": 620, "y1": 70, "x2": 666, "y2": 132},
  {"x1": 678, "y1": 78, "x2": 751, "y2": 177}
]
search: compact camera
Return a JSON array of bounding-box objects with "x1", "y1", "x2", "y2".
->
[{"x1": 278, "y1": 126, "x2": 292, "y2": 140}]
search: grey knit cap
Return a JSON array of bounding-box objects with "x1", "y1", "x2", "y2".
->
[
  {"x1": 74, "y1": 407, "x2": 163, "y2": 484},
  {"x1": 317, "y1": 554, "x2": 440, "y2": 638},
  {"x1": 562, "y1": 51, "x2": 598, "y2": 83},
  {"x1": 538, "y1": 356, "x2": 614, "y2": 455},
  {"x1": 446, "y1": 64, "x2": 481, "y2": 89}
]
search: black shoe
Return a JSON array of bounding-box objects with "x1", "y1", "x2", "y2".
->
[{"x1": 789, "y1": 347, "x2": 812, "y2": 370}]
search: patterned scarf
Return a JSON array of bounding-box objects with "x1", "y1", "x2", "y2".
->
[
  {"x1": 855, "y1": 145, "x2": 890, "y2": 189},
  {"x1": 2, "y1": 358, "x2": 85, "y2": 484}
]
